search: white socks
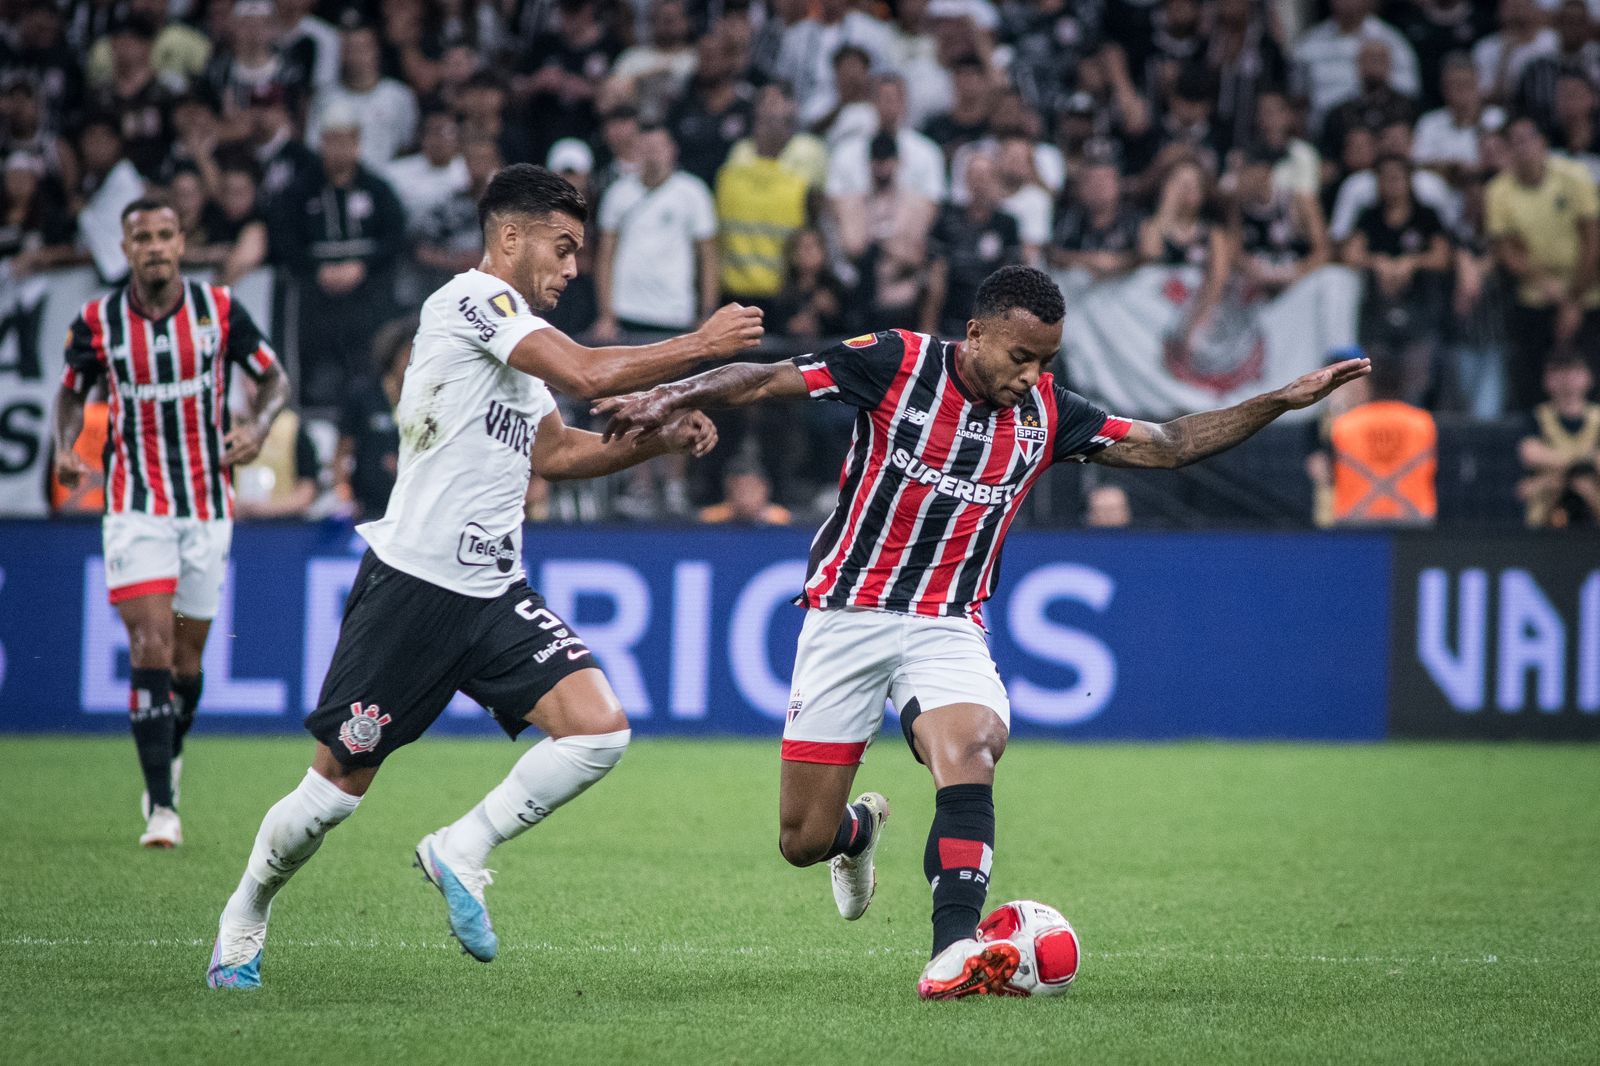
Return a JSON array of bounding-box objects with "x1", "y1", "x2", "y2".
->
[
  {"x1": 221, "y1": 768, "x2": 363, "y2": 930},
  {"x1": 441, "y1": 729, "x2": 631, "y2": 868}
]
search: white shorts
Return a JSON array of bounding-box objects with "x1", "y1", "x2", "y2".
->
[
  {"x1": 103, "y1": 511, "x2": 233, "y2": 619},
  {"x1": 781, "y1": 608, "x2": 1011, "y2": 765}
]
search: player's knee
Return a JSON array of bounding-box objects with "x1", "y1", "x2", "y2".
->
[{"x1": 126, "y1": 624, "x2": 174, "y2": 668}]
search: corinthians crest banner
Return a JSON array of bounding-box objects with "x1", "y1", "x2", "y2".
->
[{"x1": 1055, "y1": 265, "x2": 1362, "y2": 422}]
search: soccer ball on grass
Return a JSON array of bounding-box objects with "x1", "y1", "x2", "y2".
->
[{"x1": 977, "y1": 899, "x2": 1081, "y2": 997}]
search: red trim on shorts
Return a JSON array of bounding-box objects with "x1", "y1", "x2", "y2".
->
[
  {"x1": 108, "y1": 577, "x2": 178, "y2": 604},
  {"x1": 780, "y1": 739, "x2": 868, "y2": 765}
]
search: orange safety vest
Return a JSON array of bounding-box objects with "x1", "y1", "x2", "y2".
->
[
  {"x1": 50, "y1": 402, "x2": 109, "y2": 514},
  {"x1": 1330, "y1": 400, "x2": 1437, "y2": 525}
]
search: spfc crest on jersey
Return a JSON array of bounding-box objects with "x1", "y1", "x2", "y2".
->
[
  {"x1": 489, "y1": 290, "x2": 516, "y2": 317},
  {"x1": 1016, "y1": 403, "x2": 1047, "y2": 462},
  {"x1": 339, "y1": 702, "x2": 392, "y2": 755}
]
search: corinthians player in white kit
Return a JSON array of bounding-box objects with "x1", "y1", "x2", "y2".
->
[{"x1": 207, "y1": 165, "x2": 762, "y2": 988}]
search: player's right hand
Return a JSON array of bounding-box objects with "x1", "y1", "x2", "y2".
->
[
  {"x1": 697, "y1": 303, "x2": 764, "y2": 359},
  {"x1": 55, "y1": 449, "x2": 89, "y2": 489},
  {"x1": 593, "y1": 386, "x2": 676, "y2": 443}
]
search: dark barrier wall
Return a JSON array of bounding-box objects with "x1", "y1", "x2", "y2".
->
[{"x1": 0, "y1": 522, "x2": 1593, "y2": 740}]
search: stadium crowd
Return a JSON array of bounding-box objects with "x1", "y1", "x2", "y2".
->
[{"x1": 7, "y1": 0, "x2": 1600, "y2": 528}]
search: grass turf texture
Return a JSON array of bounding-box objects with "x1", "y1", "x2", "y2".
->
[{"x1": 2, "y1": 738, "x2": 1596, "y2": 1066}]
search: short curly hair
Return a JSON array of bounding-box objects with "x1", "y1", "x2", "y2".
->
[{"x1": 972, "y1": 265, "x2": 1065, "y2": 325}]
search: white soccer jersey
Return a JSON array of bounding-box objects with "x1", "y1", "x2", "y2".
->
[{"x1": 358, "y1": 269, "x2": 556, "y2": 597}]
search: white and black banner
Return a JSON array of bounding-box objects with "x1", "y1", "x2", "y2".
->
[{"x1": 1054, "y1": 264, "x2": 1362, "y2": 421}]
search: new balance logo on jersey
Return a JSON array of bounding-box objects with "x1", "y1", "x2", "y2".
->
[
  {"x1": 904, "y1": 407, "x2": 930, "y2": 425},
  {"x1": 484, "y1": 400, "x2": 535, "y2": 456},
  {"x1": 457, "y1": 522, "x2": 517, "y2": 573},
  {"x1": 890, "y1": 448, "x2": 1017, "y2": 505},
  {"x1": 456, "y1": 296, "x2": 498, "y2": 342}
]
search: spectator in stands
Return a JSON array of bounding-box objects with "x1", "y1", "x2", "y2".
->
[
  {"x1": 1319, "y1": 352, "x2": 1438, "y2": 526},
  {"x1": 1319, "y1": 39, "x2": 1420, "y2": 165},
  {"x1": 0, "y1": 149, "x2": 75, "y2": 276},
  {"x1": 594, "y1": 125, "x2": 718, "y2": 340},
  {"x1": 593, "y1": 93, "x2": 644, "y2": 200},
  {"x1": 1474, "y1": 0, "x2": 1557, "y2": 104},
  {"x1": 1232, "y1": 145, "x2": 1332, "y2": 298},
  {"x1": 922, "y1": 153, "x2": 1021, "y2": 338},
  {"x1": 6, "y1": 3, "x2": 84, "y2": 132},
  {"x1": 609, "y1": 0, "x2": 698, "y2": 118},
  {"x1": 233, "y1": 407, "x2": 320, "y2": 519},
  {"x1": 455, "y1": 71, "x2": 532, "y2": 171},
  {"x1": 1140, "y1": 156, "x2": 1233, "y2": 362},
  {"x1": 1414, "y1": 53, "x2": 1506, "y2": 188},
  {"x1": 1247, "y1": 88, "x2": 1321, "y2": 199},
  {"x1": 412, "y1": 135, "x2": 501, "y2": 291},
  {"x1": 1000, "y1": 0, "x2": 1096, "y2": 119},
  {"x1": 1487, "y1": 113, "x2": 1600, "y2": 412},
  {"x1": 1343, "y1": 153, "x2": 1453, "y2": 402},
  {"x1": 775, "y1": 0, "x2": 893, "y2": 129},
  {"x1": 1518, "y1": 353, "x2": 1600, "y2": 526},
  {"x1": 827, "y1": 74, "x2": 947, "y2": 208},
  {"x1": 773, "y1": 227, "x2": 849, "y2": 338},
  {"x1": 812, "y1": 45, "x2": 877, "y2": 147},
  {"x1": 1084, "y1": 483, "x2": 1133, "y2": 528},
  {"x1": 1063, "y1": 44, "x2": 1153, "y2": 166},
  {"x1": 1128, "y1": 63, "x2": 1225, "y2": 183},
  {"x1": 277, "y1": 105, "x2": 406, "y2": 406},
  {"x1": 0, "y1": 80, "x2": 79, "y2": 193},
  {"x1": 723, "y1": 81, "x2": 829, "y2": 191},
  {"x1": 716, "y1": 84, "x2": 813, "y2": 311},
  {"x1": 1143, "y1": 0, "x2": 1206, "y2": 107},
  {"x1": 1514, "y1": 0, "x2": 1600, "y2": 135},
  {"x1": 276, "y1": 0, "x2": 342, "y2": 91},
  {"x1": 308, "y1": 24, "x2": 419, "y2": 168},
  {"x1": 86, "y1": 0, "x2": 210, "y2": 87},
  {"x1": 1049, "y1": 151, "x2": 1143, "y2": 280},
  {"x1": 887, "y1": 0, "x2": 950, "y2": 128},
  {"x1": 995, "y1": 135, "x2": 1052, "y2": 267},
  {"x1": 1450, "y1": 178, "x2": 1511, "y2": 418},
  {"x1": 336, "y1": 314, "x2": 413, "y2": 521},
  {"x1": 72, "y1": 114, "x2": 146, "y2": 281},
  {"x1": 384, "y1": 109, "x2": 468, "y2": 231},
  {"x1": 240, "y1": 84, "x2": 316, "y2": 217},
  {"x1": 1330, "y1": 118, "x2": 1460, "y2": 242},
  {"x1": 834, "y1": 133, "x2": 934, "y2": 324},
  {"x1": 515, "y1": 0, "x2": 622, "y2": 164},
  {"x1": 91, "y1": 16, "x2": 184, "y2": 181},
  {"x1": 1205, "y1": 0, "x2": 1289, "y2": 156},
  {"x1": 1549, "y1": 71, "x2": 1600, "y2": 183},
  {"x1": 1292, "y1": 0, "x2": 1420, "y2": 130},
  {"x1": 699, "y1": 459, "x2": 792, "y2": 525},
  {"x1": 922, "y1": 56, "x2": 994, "y2": 167},
  {"x1": 668, "y1": 26, "x2": 754, "y2": 186},
  {"x1": 203, "y1": 0, "x2": 310, "y2": 144},
  {"x1": 1391, "y1": 0, "x2": 1496, "y2": 113}
]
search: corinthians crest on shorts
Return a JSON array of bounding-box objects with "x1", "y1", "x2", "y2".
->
[{"x1": 339, "y1": 702, "x2": 392, "y2": 754}]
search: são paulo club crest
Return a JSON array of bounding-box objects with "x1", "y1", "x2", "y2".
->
[
  {"x1": 339, "y1": 702, "x2": 392, "y2": 755},
  {"x1": 1016, "y1": 404, "x2": 1047, "y2": 462}
]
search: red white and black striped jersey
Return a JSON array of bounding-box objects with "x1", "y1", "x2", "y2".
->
[
  {"x1": 794, "y1": 329, "x2": 1130, "y2": 626},
  {"x1": 61, "y1": 279, "x2": 279, "y2": 519}
]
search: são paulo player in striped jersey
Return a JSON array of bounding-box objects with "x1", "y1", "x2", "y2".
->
[
  {"x1": 597, "y1": 265, "x2": 1371, "y2": 999},
  {"x1": 53, "y1": 197, "x2": 289, "y2": 850}
]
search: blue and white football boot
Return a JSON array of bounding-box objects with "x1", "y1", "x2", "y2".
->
[
  {"x1": 206, "y1": 921, "x2": 265, "y2": 989},
  {"x1": 415, "y1": 830, "x2": 498, "y2": 962}
]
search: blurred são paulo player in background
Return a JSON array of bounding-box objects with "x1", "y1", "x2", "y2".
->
[
  {"x1": 206, "y1": 164, "x2": 763, "y2": 989},
  {"x1": 598, "y1": 265, "x2": 1370, "y2": 998},
  {"x1": 52, "y1": 198, "x2": 289, "y2": 850}
]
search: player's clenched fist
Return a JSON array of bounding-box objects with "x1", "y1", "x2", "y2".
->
[
  {"x1": 696, "y1": 302, "x2": 764, "y2": 358},
  {"x1": 662, "y1": 410, "x2": 718, "y2": 458},
  {"x1": 55, "y1": 448, "x2": 90, "y2": 488}
]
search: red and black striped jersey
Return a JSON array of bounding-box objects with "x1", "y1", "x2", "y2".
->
[
  {"x1": 60, "y1": 278, "x2": 279, "y2": 520},
  {"x1": 793, "y1": 329, "x2": 1130, "y2": 626}
]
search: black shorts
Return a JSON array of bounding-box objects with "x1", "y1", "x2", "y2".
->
[{"x1": 304, "y1": 551, "x2": 597, "y2": 767}]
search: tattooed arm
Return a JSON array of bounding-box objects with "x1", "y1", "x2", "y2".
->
[
  {"x1": 591, "y1": 361, "x2": 810, "y2": 441},
  {"x1": 1094, "y1": 357, "x2": 1370, "y2": 469}
]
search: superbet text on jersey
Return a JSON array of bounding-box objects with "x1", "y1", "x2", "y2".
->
[{"x1": 791, "y1": 330, "x2": 1130, "y2": 627}]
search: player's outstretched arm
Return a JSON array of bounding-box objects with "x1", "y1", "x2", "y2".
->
[
  {"x1": 530, "y1": 407, "x2": 718, "y2": 482},
  {"x1": 507, "y1": 303, "x2": 764, "y2": 401},
  {"x1": 1093, "y1": 357, "x2": 1371, "y2": 469},
  {"x1": 590, "y1": 361, "x2": 810, "y2": 442}
]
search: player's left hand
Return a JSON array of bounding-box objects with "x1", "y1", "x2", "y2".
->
[
  {"x1": 1275, "y1": 357, "x2": 1372, "y2": 410},
  {"x1": 661, "y1": 410, "x2": 718, "y2": 458},
  {"x1": 593, "y1": 387, "x2": 677, "y2": 442},
  {"x1": 222, "y1": 424, "x2": 265, "y2": 466}
]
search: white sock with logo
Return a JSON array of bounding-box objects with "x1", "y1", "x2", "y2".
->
[
  {"x1": 220, "y1": 769, "x2": 363, "y2": 935},
  {"x1": 441, "y1": 729, "x2": 631, "y2": 868}
]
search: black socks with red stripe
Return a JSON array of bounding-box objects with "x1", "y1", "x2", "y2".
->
[
  {"x1": 172, "y1": 671, "x2": 203, "y2": 757},
  {"x1": 924, "y1": 783, "x2": 996, "y2": 956},
  {"x1": 825, "y1": 800, "x2": 877, "y2": 861},
  {"x1": 129, "y1": 667, "x2": 176, "y2": 809}
]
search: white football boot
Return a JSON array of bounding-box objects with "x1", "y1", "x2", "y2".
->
[
  {"x1": 916, "y1": 937, "x2": 1022, "y2": 1000},
  {"x1": 139, "y1": 805, "x2": 183, "y2": 848},
  {"x1": 207, "y1": 918, "x2": 266, "y2": 989},
  {"x1": 140, "y1": 755, "x2": 183, "y2": 820},
  {"x1": 830, "y1": 792, "x2": 890, "y2": 920}
]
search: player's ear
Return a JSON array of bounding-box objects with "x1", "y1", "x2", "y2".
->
[{"x1": 965, "y1": 318, "x2": 983, "y2": 349}]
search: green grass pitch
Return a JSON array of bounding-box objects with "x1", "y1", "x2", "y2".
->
[{"x1": 2, "y1": 736, "x2": 1596, "y2": 1065}]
